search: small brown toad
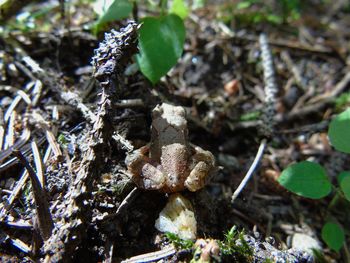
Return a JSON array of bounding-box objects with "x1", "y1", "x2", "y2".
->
[{"x1": 125, "y1": 103, "x2": 215, "y2": 193}]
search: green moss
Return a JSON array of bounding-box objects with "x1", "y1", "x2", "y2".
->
[
  {"x1": 167, "y1": 227, "x2": 254, "y2": 262},
  {"x1": 218, "y1": 226, "x2": 254, "y2": 262},
  {"x1": 166, "y1": 232, "x2": 194, "y2": 250}
]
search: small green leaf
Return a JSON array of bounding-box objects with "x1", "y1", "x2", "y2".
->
[
  {"x1": 321, "y1": 222, "x2": 345, "y2": 252},
  {"x1": 328, "y1": 108, "x2": 350, "y2": 153},
  {"x1": 137, "y1": 14, "x2": 185, "y2": 84},
  {"x1": 236, "y1": 2, "x2": 252, "y2": 9},
  {"x1": 340, "y1": 175, "x2": 350, "y2": 201},
  {"x1": 170, "y1": 0, "x2": 189, "y2": 19},
  {"x1": 278, "y1": 161, "x2": 332, "y2": 199},
  {"x1": 266, "y1": 14, "x2": 283, "y2": 24},
  {"x1": 337, "y1": 171, "x2": 350, "y2": 184},
  {"x1": 239, "y1": 111, "x2": 260, "y2": 121},
  {"x1": 335, "y1": 92, "x2": 350, "y2": 110},
  {"x1": 93, "y1": 0, "x2": 132, "y2": 32},
  {"x1": 192, "y1": 0, "x2": 205, "y2": 9}
]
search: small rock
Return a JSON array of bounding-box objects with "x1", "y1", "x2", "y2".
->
[
  {"x1": 291, "y1": 233, "x2": 321, "y2": 254},
  {"x1": 224, "y1": 79, "x2": 239, "y2": 96}
]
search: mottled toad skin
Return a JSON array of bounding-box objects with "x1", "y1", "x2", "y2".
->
[{"x1": 126, "y1": 103, "x2": 215, "y2": 193}]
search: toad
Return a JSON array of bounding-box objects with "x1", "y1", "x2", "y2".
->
[{"x1": 125, "y1": 103, "x2": 216, "y2": 193}]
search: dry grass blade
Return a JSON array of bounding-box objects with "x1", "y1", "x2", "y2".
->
[
  {"x1": 31, "y1": 111, "x2": 62, "y2": 161},
  {"x1": 0, "y1": 170, "x2": 29, "y2": 220},
  {"x1": 0, "y1": 142, "x2": 53, "y2": 220},
  {"x1": 31, "y1": 140, "x2": 44, "y2": 187},
  {"x1": 0, "y1": 128, "x2": 31, "y2": 167},
  {"x1": 2, "y1": 219, "x2": 32, "y2": 229},
  {"x1": 281, "y1": 71, "x2": 350, "y2": 122},
  {"x1": 0, "y1": 121, "x2": 4, "y2": 150},
  {"x1": 31, "y1": 80, "x2": 43, "y2": 106},
  {"x1": 45, "y1": 130, "x2": 62, "y2": 161},
  {"x1": 121, "y1": 245, "x2": 176, "y2": 263},
  {"x1": 13, "y1": 150, "x2": 53, "y2": 241},
  {"x1": 4, "y1": 111, "x2": 16, "y2": 148},
  {"x1": 16, "y1": 90, "x2": 32, "y2": 105},
  {"x1": 232, "y1": 139, "x2": 267, "y2": 203},
  {"x1": 8, "y1": 237, "x2": 31, "y2": 254},
  {"x1": 4, "y1": 81, "x2": 35, "y2": 122}
]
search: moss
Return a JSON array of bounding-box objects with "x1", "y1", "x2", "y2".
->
[
  {"x1": 167, "y1": 226, "x2": 255, "y2": 262},
  {"x1": 218, "y1": 226, "x2": 254, "y2": 263},
  {"x1": 166, "y1": 232, "x2": 194, "y2": 250}
]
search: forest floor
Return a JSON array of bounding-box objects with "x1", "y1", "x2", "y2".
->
[{"x1": 0, "y1": 0, "x2": 350, "y2": 262}]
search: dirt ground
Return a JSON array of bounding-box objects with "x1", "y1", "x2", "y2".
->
[{"x1": 1, "y1": 0, "x2": 350, "y2": 262}]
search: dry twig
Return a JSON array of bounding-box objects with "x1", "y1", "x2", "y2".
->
[{"x1": 121, "y1": 245, "x2": 177, "y2": 263}]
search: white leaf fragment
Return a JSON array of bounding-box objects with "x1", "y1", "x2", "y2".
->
[{"x1": 155, "y1": 193, "x2": 197, "y2": 240}]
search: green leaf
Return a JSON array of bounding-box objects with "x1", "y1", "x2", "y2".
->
[
  {"x1": 93, "y1": 0, "x2": 132, "y2": 32},
  {"x1": 170, "y1": 0, "x2": 189, "y2": 19},
  {"x1": 340, "y1": 175, "x2": 350, "y2": 201},
  {"x1": 239, "y1": 111, "x2": 260, "y2": 121},
  {"x1": 266, "y1": 14, "x2": 283, "y2": 24},
  {"x1": 137, "y1": 14, "x2": 185, "y2": 84},
  {"x1": 192, "y1": 0, "x2": 205, "y2": 9},
  {"x1": 277, "y1": 161, "x2": 332, "y2": 199},
  {"x1": 236, "y1": 1, "x2": 252, "y2": 9},
  {"x1": 321, "y1": 222, "x2": 345, "y2": 252},
  {"x1": 328, "y1": 108, "x2": 350, "y2": 153},
  {"x1": 335, "y1": 92, "x2": 350, "y2": 110},
  {"x1": 337, "y1": 171, "x2": 350, "y2": 184}
]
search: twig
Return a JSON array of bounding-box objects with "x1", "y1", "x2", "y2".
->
[
  {"x1": 97, "y1": 186, "x2": 139, "y2": 223},
  {"x1": 115, "y1": 187, "x2": 139, "y2": 216},
  {"x1": 43, "y1": 22, "x2": 139, "y2": 262},
  {"x1": 12, "y1": 150, "x2": 53, "y2": 241},
  {"x1": 232, "y1": 139, "x2": 267, "y2": 202},
  {"x1": 121, "y1": 245, "x2": 176, "y2": 263}
]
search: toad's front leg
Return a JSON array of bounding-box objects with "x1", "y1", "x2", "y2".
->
[
  {"x1": 125, "y1": 145, "x2": 166, "y2": 190},
  {"x1": 185, "y1": 145, "x2": 216, "y2": 192}
]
